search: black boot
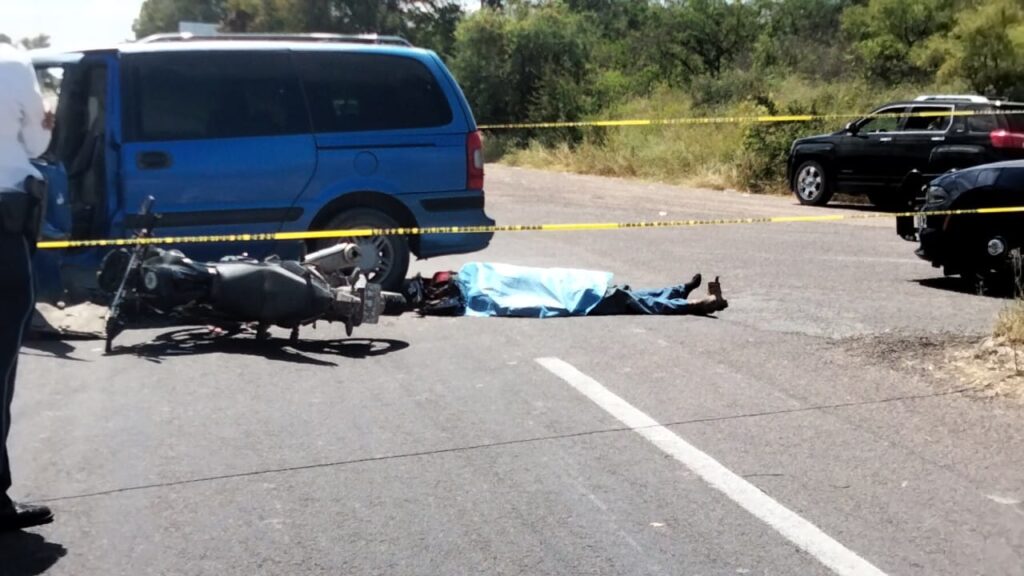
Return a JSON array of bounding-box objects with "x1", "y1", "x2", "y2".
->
[
  {"x1": 0, "y1": 501, "x2": 54, "y2": 531},
  {"x1": 685, "y1": 276, "x2": 728, "y2": 315},
  {"x1": 681, "y1": 273, "x2": 702, "y2": 299}
]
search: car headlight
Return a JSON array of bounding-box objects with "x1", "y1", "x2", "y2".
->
[{"x1": 925, "y1": 185, "x2": 949, "y2": 205}]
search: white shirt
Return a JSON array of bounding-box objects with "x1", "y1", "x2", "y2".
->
[{"x1": 0, "y1": 44, "x2": 52, "y2": 191}]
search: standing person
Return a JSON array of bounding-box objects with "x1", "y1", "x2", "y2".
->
[{"x1": 0, "y1": 41, "x2": 55, "y2": 530}]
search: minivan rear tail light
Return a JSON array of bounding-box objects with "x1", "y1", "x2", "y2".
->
[
  {"x1": 990, "y1": 129, "x2": 1024, "y2": 149},
  {"x1": 467, "y1": 130, "x2": 484, "y2": 190}
]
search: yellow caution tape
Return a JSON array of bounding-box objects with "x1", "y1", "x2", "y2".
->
[
  {"x1": 34, "y1": 205, "x2": 1024, "y2": 250},
  {"x1": 478, "y1": 108, "x2": 1024, "y2": 130}
]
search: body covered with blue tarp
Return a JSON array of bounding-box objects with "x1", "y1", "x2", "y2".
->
[{"x1": 457, "y1": 262, "x2": 613, "y2": 318}]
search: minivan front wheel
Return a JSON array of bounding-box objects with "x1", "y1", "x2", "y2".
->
[
  {"x1": 314, "y1": 208, "x2": 410, "y2": 291},
  {"x1": 793, "y1": 161, "x2": 833, "y2": 206}
]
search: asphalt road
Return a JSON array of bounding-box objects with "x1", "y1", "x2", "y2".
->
[{"x1": 4, "y1": 166, "x2": 1024, "y2": 576}]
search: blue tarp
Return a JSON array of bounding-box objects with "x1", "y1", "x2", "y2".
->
[{"x1": 457, "y1": 262, "x2": 613, "y2": 318}]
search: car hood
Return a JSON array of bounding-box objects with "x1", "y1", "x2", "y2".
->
[
  {"x1": 931, "y1": 160, "x2": 1024, "y2": 198},
  {"x1": 792, "y1": 131, "x2": 843, "y2": 146}
]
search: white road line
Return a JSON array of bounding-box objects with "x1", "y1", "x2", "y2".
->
[{"x1": 536, "y1": 357, "x2": 888, "y2": 576}]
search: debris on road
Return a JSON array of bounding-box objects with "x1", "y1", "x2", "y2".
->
[
  {"x1": 30, "y1": 302, "x2": 107, "y2": 340},
  {"x1": 403, "y1": 262, "x2": 728, "y2": 318}
]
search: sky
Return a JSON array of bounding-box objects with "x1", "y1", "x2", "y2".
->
[
  {"x1": 2, "y1": 0, "x2": 479, "y2": 52},
  {"x1": 2, "y1": 0, "x2": 146, "y2": 51}
]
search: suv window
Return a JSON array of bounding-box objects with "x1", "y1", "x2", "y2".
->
[
  {"x1": 968, "y1": 109, "x2": 999, "y2": 133},
  {"x1": 125, "y1": 51, "x2": 308, "y2": 142},
  {"x1": 1003, "y1": 108, "x2": 1024, "y2": 132},
  {"x1": 858, "y1": 107, "x2": 904, "y2": 133},
  {"x1": 903, "y1": 105, "x2": 952, "y2": 132},
  {"x1": 295, "y1": 52, "x2": 453, "y2": 133}
]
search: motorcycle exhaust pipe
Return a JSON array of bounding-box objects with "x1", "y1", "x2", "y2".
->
[{"x1": 304, "y1": 243, "x2": 362, "y2": 270}]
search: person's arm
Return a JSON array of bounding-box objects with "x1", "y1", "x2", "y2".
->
[{"x1": 17, "y1": 57, "x2": 52, "y2": 158}]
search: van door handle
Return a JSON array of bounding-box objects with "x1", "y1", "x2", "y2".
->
[
  {"x1": 137, "y1": 151, "x2": 171, "y2": 170},
  {"x1": 931, "y1": 136, "x2": 945, "y2": 141},
  {"x1": 879, "y1": 137, "x2": 893, "y2": 142}
]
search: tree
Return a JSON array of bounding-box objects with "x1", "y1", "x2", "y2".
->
[
  {"x1": 0, "y1": 34, "x2": 12, "y2": 45},
  {"x1": 220, "y1": 0, "x2": 299, "y2": 32},
  {"x1": 752, "y1": 0, "x2": 852, "y2": 79},
  {"x1": 203, "y1": 0, "x2": 465, "y2": 54},
  {"x1": 222, "y1": 7, "x2": 255, "y2": 31},
  {"x1": 640, "y1": 0, "x2": 760, "y2": 82},
  {"x1": 403, "y1": 1, "x2": 464, "y2": 58},
  {"x1": 451, "y1": 9, "x2": 513, "y2": 123},
  {"x1": 20, "y1": 34, "x2": 51, "y2": 50},
  {"x1": 507, "y1": 4, "x2": 596, "y2": 123},
  {"x1": 842, "y1": 0, "x2": 957, "y2": 83},
  {"x1": 927, "y1": 0, "x2": 1024, "y2": 99},
  {"x1": 451, "y1": 3, "x2": 597, "y2": 124},
  {"x1": 133, "y1": 0, "x2": 226, "y2": 38}
]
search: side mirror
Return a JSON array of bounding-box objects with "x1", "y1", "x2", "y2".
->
[{"x1": 845, "y1": 121, "x2": 859, "y2": 135}]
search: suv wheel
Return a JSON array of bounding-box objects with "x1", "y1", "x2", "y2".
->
[
  {"x1": 793, "y1": 161, "x2": 833, "y2": 206},
  {"x1": 313, "y1": 208, "x2": 411, "y2": 291}
]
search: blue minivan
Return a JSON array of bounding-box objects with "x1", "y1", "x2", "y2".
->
[{"x1": 30, "y1": 34, "x2": 494, "y2": 301}]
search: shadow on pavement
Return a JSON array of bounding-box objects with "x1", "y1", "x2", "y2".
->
[
  {"x1": 20, "y1": 338, "x2": 89, "y2": 362},
  {"x1": 825, "y1": 202, "x2": 891, "y2": 213},
  {"x1": 0, "y1": 531, "x2": 67, "y2": 575},
  {"x1": 783, "y1": 195, "x2": 902, "y2": 213},
  {"x1": 913, "y1": 276, "x2": 1017, "y2": 299},
  {"x1": 107, "y1": 328, "x2": 409, "y2": 366}
]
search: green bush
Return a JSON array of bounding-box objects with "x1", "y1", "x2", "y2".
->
[{"x1": 737, "y1": 102, "x2": 829, "y2": 193}]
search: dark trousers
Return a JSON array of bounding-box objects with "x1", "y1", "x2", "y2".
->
[
  {"x1": 0, "y1": 233, "x2": 34, "y2": 508},
  {"x1": 589, "y1": 283, "x2": 695, "y2": 316}
]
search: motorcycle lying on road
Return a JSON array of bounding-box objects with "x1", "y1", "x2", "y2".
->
[{"x1": 99, "y1": 197, "x2": 406, "y2": 353}]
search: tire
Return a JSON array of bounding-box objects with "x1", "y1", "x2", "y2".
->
[
  {"x1": 793, "y1": 160, "x2": 833, "y2": 206},
  {"x1": 948, "y1": 219, "x2": 1021, "y2": 296},
  {"x1": 313, "y1": 208, "x2": 410, "y2": 292}
]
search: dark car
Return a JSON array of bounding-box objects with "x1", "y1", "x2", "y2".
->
[
  {"x1": 788, "y1": 95, "x2": 1024, "y2": 208},
  {"x1": 897, "y1": 159, "x2": 1024, "y2": 287}
]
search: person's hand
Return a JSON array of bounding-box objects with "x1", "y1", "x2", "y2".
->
[{"x1": 42, "y1": 111, "x2": 55, "y2": 131}]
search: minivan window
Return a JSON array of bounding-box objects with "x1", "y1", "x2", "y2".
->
[
  {"x1": 296, "y1": 52, "x2": 453, "y2": 133},
  {"x1": 125, "y1": 51, "x2": 308, "y2": 142},
  {"x1": 903, "y1": 105, "x2": 952, "y2": 132}
]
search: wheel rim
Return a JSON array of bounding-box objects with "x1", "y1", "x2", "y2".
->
[
  {"x1": 341, "y1": 234, "x2": 395, "y2": 283},
  {"x1": 797, "y1": 165, "x2": 823, "y2": 201}
]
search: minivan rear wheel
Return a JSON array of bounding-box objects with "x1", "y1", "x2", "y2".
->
[
  {"x1": 314, "y1": 208, "x2": 410, "y2": 291},
  {"x1": 793, "y1": 160, "x2": 833, "y2": 206}
]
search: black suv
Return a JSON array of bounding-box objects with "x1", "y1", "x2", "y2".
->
[{"x1": 788, "y1": 95, "x2": 1024, "y2": 207}]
